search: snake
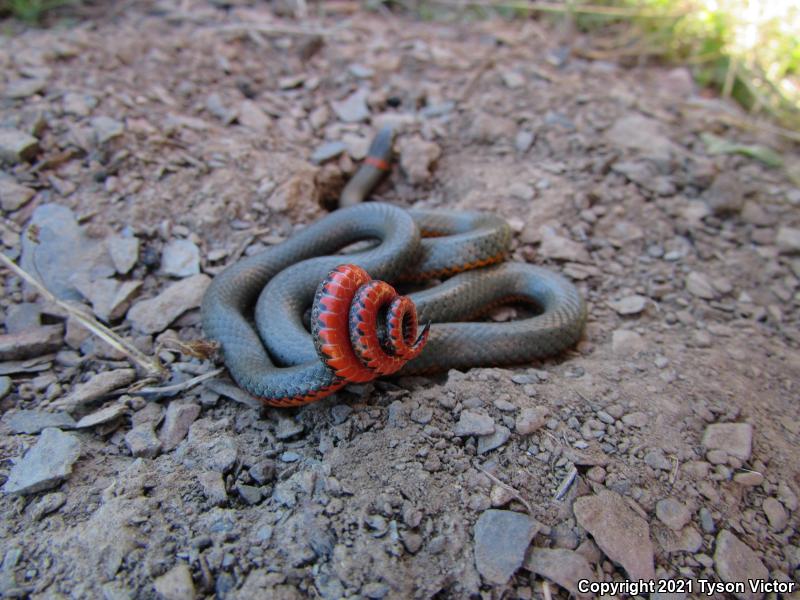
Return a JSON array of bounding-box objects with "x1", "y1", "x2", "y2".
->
[{"x1": 201, "y1": 129, "x2": 587, "y2": 407}]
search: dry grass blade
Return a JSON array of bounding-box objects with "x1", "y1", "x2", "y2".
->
[
  {"x1": 429, "y1": 0, "x2": 686, "y2": 19},
  {"x1": 478, "y1": 465, "x2": 534, "y2": 514},
  {"x1": 133, "y1": 367, "x2": 225, "y2": 398},
  {"x1": 0, "y1": 253, "x2": 167, "y2": 379}
]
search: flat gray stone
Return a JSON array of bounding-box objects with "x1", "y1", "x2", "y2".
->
[
  {"x1": 605, "y1": 114, "x2": 677, "y2": 164},
  {"x1": 125, "y1": 422, "x2": 162, "y2": 459},
  {"x1": 159, "y1": 401, "x2": 201, "y2": 452},
  {"x1": 127, "y1": 274, "x2": 210, "y2": 334},
  {"x1": 611, "y1": 329, "x2": 646, "y2": 356},
  {"x1": 90, "y1": 116, "x2": 124, "y2": 144},
  {"x1": 4, "y1": 410, "x2": 76, "y2": 434},
  {"x1": 310, "y1": 140, "x2": 346, "y2": 164},
  {"x1": 275, "y1": 417, "x2": 304, "y2": 440},
  {"x1": 5, "y1": 78, "x2": 46, "y2": 99},
  {"x1": 454, "y1": 411, "x2": 495, "y2": 437},
  {"x1": 0, "y1": 376, "x2": 10, "y2": 400},
  {"x1": 524, "y1": 548, "x2": 593, "y2": 598},
  {"x1": 107, "y1": 235, "x2": 139, "y2": 275},
  {"x1": 162, "y1": 239, "x2": 200, "y2": 278},
  {"x1": 538, "y1": 227, "x2": 591, "y2": 263},
  {"x1": 63, "y1": 92, "x2": 98, "y2": 116},
  {"x1": 331, "y1": 88, "x2": 370, "y2": 123},
  {"x1": 196, "y1": 470, "x2": 227, "y2": 506},
  {"x1": 702, "y1": 422, "x2": 753, "y2": 461},
  {"x1": 474, "y1": 509, "x2": 540, "y2": 584},
  {"x1": 714, "y1": 530, "x2": 768, "y2": 600},
  {"x1": 477, "y1": 425, "x2": 510, "y2": 454},
  {"x1": 762, "y1": 497, "x2": 788, "y2": 531},
  {"x1": 74, "y1": 277, "x2": 142, "y2": 322},
  {"x1": 54, "y1": 368, "x2": 136, "y2": 413},
  {"x1": 705, "y1": 173, "x2": 745, "y2": 215},
  {"x1": 656, "y1": 497, "x2": 691, "y2": 530},
  {"x1": 0, "y1": 178, "x2": 36, "y2": 211},
  {"x1": 0, "y1": 325, "x2": 64, "y2": 361},
  {"x1": 238, "y1": 99, "x2": 271, "y2": 134},
  {"x1": 75, "y1": 402, "x2": 127, "y2": 429},
  {"x1": 686, "y1": 271, "x2": 717, "y2": 300},
  {"x1": 4, "y1": 303, "x2": 42, "y2": 333},
  {"x1": 573, "y1": 489, "x2": 655, "y2": 581},
  {"x1": 0, "y1": 129, "x2": 39, "y2": 163},
  {"x1": 176, "y1": 418, "x2": 238, "y2": 473},
  {"x1": 777, "y1": 227, "x2": 800, "y2": 254},
  {"x1": 2, "y1": 428, "x2": 81, "y2": 495},
  {"x1": 608, "y1": 295, "x2": 648, "y2": 315}
]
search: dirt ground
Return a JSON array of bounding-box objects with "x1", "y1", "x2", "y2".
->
[{"x1": 1, "y1": 1, "x2": 799, "y2": 599}]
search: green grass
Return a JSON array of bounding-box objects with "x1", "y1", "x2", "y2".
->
[{"x1": 0, "y1": 0, "x2": 76, "y2": 23}]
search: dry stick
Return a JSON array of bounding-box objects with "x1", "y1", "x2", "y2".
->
[
  {"x1": 478, "y1": 466, "x2": 534, "y2": 514},
  {"x1": 0, "y1": 253, "x2": 167, "y2": 379},
  {"x1": 429, "y1": 0, "x2": 685, "y2": 19},
  {"x1": 133, "y1": 367, "x2": 225, "y2": 397}
]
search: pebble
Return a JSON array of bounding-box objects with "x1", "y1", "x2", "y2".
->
[
  {"x1": 348, "y1": 63, "x2": 374, "y2": 78},
  {"x1": 5, "y1": 78, "x2": 46, "y2": 98},
  {"x1": 330, "y1": 404, "x2": 352, "y2": 425},
  {"x1": 237, "y1": 483, "x2": 263, "y2": 505},
  {"x1": 197, "y1": 470, "x2": 227, "y2": 506},
  {"x1": 362, "y1": 582, "x2": 389, "y2": 599},
  {"x1": 524, "y1": 548, "x2": 593, "y2": 598},
  {"x1": 410, "y1": 406, "x2": 433, "y2": 425},
  {"x1": 397, "y1": 135, "x2": 441, "y2": 185},
  {"x1": 342, "y1": 133, "x2": 369, "y2": 160},
  {"x1": 705, "y1": 173, "x2": 745, "y2": 215},
  {"x1": 125, "y1": 422, "x2": 162, "y2": 459},
  {"x1": 331, "y1": 88, "x2": 370, "y2": 123},
  {"x1": 0, "y1": 376, "x2": 10, "y2": 400},
  {"x1": 454, "y1": 411, "x2": 495, "y2": 436},
  {"x1": 702, "y1": 422, "x2": 753, "y2": 461},
  {"x1": 573, "y1": 489, "x2": 655, "y2": 580},
  {"x1": 153, "y1": 563, "x2": 195, "y2": 600},
  {"x1": 90, "y1": 116, "x2": 124, "y2": 144},
  {"x1": 644, "y1": 449, "x2": 671, "y2": 471},
  {"x1": 4, "y1": 409, "x2": 76, "y2": 434},
  {"x1": 468, "y1": 112, "x2": 516, "y2": 144},
  {"x1": 538, "y1": 227, "x2": 591, "y2": 263},
  {"x1": 107, "y1": 235, "x2": 139, "y2": 275},
  {"x1": 176, "y1": 418, "x2": 238, "y2": 473},
  {"x1": 762, "y1": 497, "x2": 788, "y2": 531},
  {"x1": 501, "y1": 70, "x2": 525, "y2": 88},
  {"x1": 54, "y1": 368, "x2": 136, "y2": 413},
  {"x1": 30, "y1": 492, "x2": 67, "y2": 521},
  {"x1": 237, "y1": 100, "x2": 271, "y2": 134},
  {"x1": 162, "y1": 239, "x2": 200, "y2": 278},
  {"x1": 275, "y1": 417, "x2": 304, "y2": 440},
  {"x1": 2, "y1": 428, "x2": 81, "y2": 495},
  {"x1": 0, "y1": 179, "x2": 35, "y2": 211},
  {"x1": 655, "y1": 498, "x2": 691, "y2": 530},
  {"x1": 477, "y1": 425, "x2": 510, "y2": 454},
  {"x1": 776, "y1": 227, "x2": 800, "y2": 254},
  {"x1": 75, "y1": 277, "x2": 142, "y2": 322},
  {"x1": 733, "y1": 470, "x2": 763, "y2": 486},
  {"x1": 159, "y1": 401, "x2": 201, "y2": 452},
  {"x1": 310, "y1": 140, "x2": 346, "y2": 164},
  {"x1": 508, "y1": 182, "x2": 535, "y2": 201},
  {"x1": 0, "y1": 128, "x2": 39, "y2": 163},
  {"x1": 611, "y1": 329, "x2": 646, "y2": 356},
  {"x1": 686, "y1": 271, "x2": 717, "y2": 300},
  {"x1": 63, "y1": 91, "x2": 98, "y2": 116},
  {"x1": 714, "y1": 530, "x2": 768, "y2": 600},
  {"x1": 474, "y1": 509, "x2": 540, "y2": 584},
  {"x1": 608, "y1": 295, "x2": 647, "y2": 315},
  {"x1": 75, "y1": 402, "x2": 127, "y2": 429},
  {"x1": 5, "y1": 303, "x2": 41, "y2": 333},
  {"x1": 249, "y1": 459, "x2": 276, "y2": 484},
  {"x1": 604, "y1": 114, "x2": 676, "y2": 164},
  {"x1": 127, "y1": 274, "x2": 211, "y2": 334},
  {"x1": 515, "y1": 407, "x2": 548, "y2": 435},
  {"x1": 0, "y1": 325, "x2": 64, "y2": 361},
  {"x1": 515, "y1": 130, "x2": 535, "y2": 153}
]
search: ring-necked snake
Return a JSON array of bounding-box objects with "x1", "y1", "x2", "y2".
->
[{"x1": 201, "y1": 128, "x2": 587, "y2": 407}]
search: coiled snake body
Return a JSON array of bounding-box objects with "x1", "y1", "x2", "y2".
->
[{"x1": 202, "y1": 132, "x2": 587, "y2": 407}]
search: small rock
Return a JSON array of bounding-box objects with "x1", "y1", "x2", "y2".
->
[
  {"x1": 249, "y1": 459, "x2": 276, "y2": 484},
  {"x1": 501, "y1": 70, "x2": 526, "y2": 88},
  {"x1": 0, "y1": 179, "x2": 36, "y2": 211},
  {"x1": 127, "y1": 274, "x2": 210, "y2": 334},
  {"x1": 125, "y1": 422, "x2": 162, "y2": 459},
  {"x1": 30, "y1": 491, "x2": 67, "y2": 520},
  {"x1": 605, "y1": 114, "x2": 676, "y2": 164},
  {"x1": 0, "y1": 128, "x2": 39, "y2": 163},
  {"x1": 196, "y1": 471, "x2": 227, "y2": 506},
  {"x1": 2, "y1": 428, "x2": 81, "y2": 495},
  {"x1": 162, "y1": 239, "x2": 200, "y2": 278},
  {"x1": 0, "y1": 376, "x2": 11, "y2": 400},
  {"x1": 342, "y1": 133, "x2": 369, "y2": 160},
  {"x1": 5, "y1": 303, "x2": 42, "y2": 333},
  {"x1": 132, "y1": 402, "x2": 164, "y2": 427},
  {"x1": 159, "y1": 402, "x2": 201, "y2": 452},
  {"x1": 75, "y1": 402, "x2": 127, "y2": 428},
  {"x1": 644, "y1": 449, "x2": 671, "y2": 471},
  {"x1": 608, "y1": 295, "x2": 647, "y2": 315},
  {"x1": 153, "y1": 563, "x2": 195, "y2": 600},
  {"x1": 397, "y1": 135, "x2": 441, "y2": 185},
  {"x1": 776, "y1": 227, "x2": 800, "y2": 254},
  {"x1": 515, "y1": 407, "x2": 548, "y2": 435},
  {"x1": 705, "y1": 173, "x2": 745, "y2": 215},
  {"x1": 538, "y1": 227, "x2": 591, "y2": 263},
  {"x1": 524, "y1": 548, "x2": 593, "y2": 598},
  {"x1": 508, "y1": 182, "x2": 535, "y2": 201},
  {"x1": 331, "y1": 88, "x2": 370, "y2": 123},
  {"x1": 477, "y1": 425, "x2": 511, "y2": 454},
  {"x1": 238, "y1": 100, "x2": 271, "y2": 134},
  {"x1": 330, "y1": 404, "x2": 352, "y2": 425},
  {"x1": 5, "y1": 78, "x2": 46, "y2": 99},
  {"x1": 454, "y1": 411, "x2": 495, "y2": 437},
  {"x1": 762, "y1": 497, "x2": 788, "y2": 531},
  {"x1": 468, "y1": 112, "x2": 516, "y2": 144},
  {"x1": 275, "y1": 417, "x2": 304, "y2": 440},
  {"x1": 655, "y1": 498, "x2": 691, "y2": 530},
  {"x1": 4, "y1": 410, "x2": 76, "y2": 434},
  {"x1": 474, "y1": 510, "x2": 540, "y2": 584},
  {"x1": 54, "y1": 368, "x2": 136, "y2": 412},
  {"x1": 515, "y1": 130, "x2": 535, "y2": 153},
  {"x1": 702, "y1": 422, "x2": 753, "y2": 461},
  {"x1": 611, "y1": 330, "x2": 646, "y2": 356},
  {"x1": 177, "y1": 418, "x2": 238, "y2": 473},
  {"x1": 75, "y1": 277, "x2": 142, "y2": 322},
  {"x1": 0, "y1": 324, "x2": 64, "y2": 361},
  {"x1": 310, "y1": 140, "x2": 346, "y2": 164},
  {"x1": 362, "y1": 582, "x2": 389, "y2": 599},
  {"x1": 237, "y1": 483, "x2": 263, "y2": 505},
  {"x1": 63, "y1": 92, "x2": 98, "y2": 116},
  {"x1": 714, "y1": 530, "x2": 768, "y2": 600},
  {"x1": 90, "y1": 116, "x2": 124, "y2": 144},
  {"x1": 686, "y1": 271, "x2": 717, "y2": 300},
  {"x1": 733, "y1": 470, "x2": 764, "y2": 486},
  {"x1": 107, "y1": 235, "x2": 139, "y2": 275},
  {"x1": 410, "y1": 406, "x2": 433, "y2": 425},
  {"x1": 573, "y1": 489, "x2": 655, "y2": 581}
]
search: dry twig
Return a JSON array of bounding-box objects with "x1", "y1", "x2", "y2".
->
[{"x1": 478, "y1": 465, "x2": 534, "y2": 514}]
